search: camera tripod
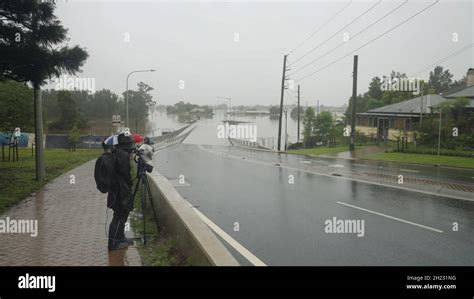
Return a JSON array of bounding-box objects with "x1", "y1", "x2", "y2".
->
[{"x1": 130, "y1": 154, "x2": 160, "y2": 245}]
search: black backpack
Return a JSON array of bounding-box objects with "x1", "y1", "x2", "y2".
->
[{"x1": 94, "y1": 151, "x2": 117, "y2": 193}]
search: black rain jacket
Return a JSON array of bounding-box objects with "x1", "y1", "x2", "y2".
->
[{"x1": 107, "y1": 146, "x2": 133, "y2": 210}]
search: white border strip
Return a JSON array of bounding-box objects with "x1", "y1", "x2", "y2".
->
[
  {"x1": 336, "y1": 201, "x2": 444, "y2": 233},
  {"x1": 185, "y1": 201, "x2": 267, "y2": 266}
]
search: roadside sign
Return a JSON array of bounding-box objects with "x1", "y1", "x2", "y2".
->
[{"x1": 112, "y1": 115, "x2": 122, "y2": 126}]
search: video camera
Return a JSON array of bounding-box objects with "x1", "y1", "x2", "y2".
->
[{"x1": 133, "y1": 148, "x2": 154, "y2": 174}]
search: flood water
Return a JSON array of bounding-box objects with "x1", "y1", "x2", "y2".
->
[{"x1": 149, "y1": 109, "x2": 302, "y2": 147}]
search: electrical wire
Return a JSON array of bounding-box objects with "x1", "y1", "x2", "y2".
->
[
  {"x1": 289, "y1": 0, "x2": 382, "y2": 66},
  {"x1": 295, "y1": 0, "x2": 440, "y2": 82},
  {"x1": 288, "y1": 0, "x2": 353, "y2": 55},
  {"x1": 289, "y1": 0, "x2": 408, "y2": 76},
  {"x1": 410, "y1": 43, "x2": 474, "y2": 77}
]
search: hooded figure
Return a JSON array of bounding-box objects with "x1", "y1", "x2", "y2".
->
[{"x1": 107, "y1": 132, "x2": 134, "y2": 250}]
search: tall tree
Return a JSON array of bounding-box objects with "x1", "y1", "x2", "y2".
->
[
  {"x1": 290, "y1": 106, "x2": 304, "y2": 120},
  {"x1": 0, "y1": 0, "x2": 88, "y2": 180},
  {"x1": 88, "y1": 89, "x2": 119, "y2": 119},
  {"x1": 302, "y1": 107, "x2": 316, "y2": 146},
  {"x1": 0, "y1": 80, "x2": 34, "y2": 132},
  {"x1": 121, "y1": 82, "x2": 154, "y2": 122},
  {"x1": 366, "y1": 76, "x2": 383, "y2": 101},
  {"x1": 313, "y1": 111, "x2": 334, "y2": 142},
  {"x1": 269, "y1": 106, "x2": 280, "y2": 119},
  {"x1": 429, "y1": 66, "x2": 453, "y2": 94}
]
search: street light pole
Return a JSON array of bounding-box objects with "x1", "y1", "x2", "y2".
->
[
  {"x1": 126, "y1": 69, "x2": 155, "y2": 127},
  {"x1": 297, "y1": 84, "x2": 300, "y2": 143},
  {"x1": 284, "y1": 108, "x2": 288, "y2": 151},
  {"x1": 217, "y1": 97, "x2": 232, "y2": 120}
]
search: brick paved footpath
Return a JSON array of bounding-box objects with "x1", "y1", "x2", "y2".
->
[{"x1": 0, "y1": 159, "x2": 141, "y2": 266}]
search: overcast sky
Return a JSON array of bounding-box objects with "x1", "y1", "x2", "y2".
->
[{"x1": 50, "y1": 0, "x2": 473, "y2": 107}]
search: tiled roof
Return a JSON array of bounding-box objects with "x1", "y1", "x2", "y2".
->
[
  {"x1": 444, "y1": 85, "x2": 474, "y2": 99},
  {"x1": 367, "y1": 94, "x2": 445, "y2": 114}
]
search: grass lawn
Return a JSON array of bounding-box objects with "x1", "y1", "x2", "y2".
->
[
  {"x1": 288, "y1": 146, "x2": 358, "y2": 156},
  {"x1": 0, "y1": 148, "x2": 101, "y2": 214},
  {"x1": 364, "y1": 152, "x2": 474, "y2": 169}
]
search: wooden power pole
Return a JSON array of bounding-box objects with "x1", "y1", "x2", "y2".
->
[
  {"x1": 277, "y1": 54, "x2": 288, "y2": 152},
  {"x1": 297, "y1": 84, "x2": 301, "y2": 143},
  {"x1": 350, "y1": 55, "x2": 358, "y2": 151}
]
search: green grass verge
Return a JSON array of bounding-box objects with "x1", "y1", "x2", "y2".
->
[
  {"x1": 0, "y1": 148, "x2": 101, "y2": 215},
  {"x1": 130, "y1": 172, "x2": 190, "y2": 266},
  {"x1": 363, "y1": 152, "x2": 474, "y2": 169},
  {"x1": 288, "y1": 146, "x2": 358, "y2": 156}
]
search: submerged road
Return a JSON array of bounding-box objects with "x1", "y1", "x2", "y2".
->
[{"x1": 153, "y1": 143, "x2": 474, "y2": 266}]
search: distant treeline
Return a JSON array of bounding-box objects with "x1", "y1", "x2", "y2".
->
[
  {"x1": 0, "y1": 80, "x2": 155, "y2": 133},
  {"x1": 166, "y1": 101, "x2": 213, "y2": 117}
]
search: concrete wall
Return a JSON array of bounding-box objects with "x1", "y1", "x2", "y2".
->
[{"x1": 146, "y1": 170, "x2": 239, "y2": 266}]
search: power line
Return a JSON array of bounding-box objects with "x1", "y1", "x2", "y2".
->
[
  {"x1": 289, "y1": 0, "x2": 408, "y2": 76},
  {"x1": 289, "y1": 0, "x2": 381, "y2": 66},
  {"x1": 288, "y1": 0, "x2": 353, "y2": 55},
  {"x1": 295, "y1": 0, "x2": 440, "y2": 82},
  {"x1": 410, "y1": 43, "x2": 474, "y2": 77}
]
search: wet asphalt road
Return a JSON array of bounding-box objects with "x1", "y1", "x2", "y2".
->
[{"x1": 153, "y1": 143, "x2": 474, "y2": 266}]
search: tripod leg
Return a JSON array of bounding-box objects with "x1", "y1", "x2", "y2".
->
[
  {"x1": 141, "y1": 177, "x2": 147, "y2": 245},
  {"x1": 144, "y1": 176, "x2": 160, "y2": 233}
]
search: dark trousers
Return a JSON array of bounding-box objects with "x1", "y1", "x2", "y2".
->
[{"x1": 108, "y1": 204, "x2": 130, "y2": 247}]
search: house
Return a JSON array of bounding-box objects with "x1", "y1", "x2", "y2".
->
[
  {"x1": 355, "y1": 94, "x2": 445, "y2": 142},
  {"x1": 354, "y1": 68, "x2": 474, "y2": 142},
  {"x1": 444, "y1": 68, "x2": 474, "y2": 99}
]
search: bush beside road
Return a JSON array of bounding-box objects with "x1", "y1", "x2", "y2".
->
[
  {"x1": 363, "y1": 152, "x2": 474, "y2": 169},
  {"x1": 0, "y1": 148, "x2": 101, "y2": 214},
  {"x1": 288, "y1": 145, "x2": 474, "y2": 169},
  {"x1": 288, "y1": 146, "x2": 360, "y2": 156}
]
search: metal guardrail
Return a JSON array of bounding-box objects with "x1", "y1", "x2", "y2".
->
[{"x1": 228, "y1": 138, "x2": 275, "y2": 152}]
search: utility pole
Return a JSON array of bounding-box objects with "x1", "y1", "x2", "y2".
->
[
  {"x1": 297, "y1": 84, "x2": 301, "y2": 143},
  {"x1": 349, "y1": 55, "x2": 358, "y2": 151},
  {"x1": 284, "y1": 109, "x2": 288, "y2": 151},
  {"x1": 420, "y1": 89, "x2": 424, "y2": 127},
  {"x1": 277, "y1": 54, "x2": 288, "y2": 152}
]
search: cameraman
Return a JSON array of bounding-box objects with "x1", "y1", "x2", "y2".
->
[
  {"x1": 138, "y1": 137, "x2": 155, "y2": 164},
  {"x1": 107, "y1": 132, "x2": 134, "y2": 251}
]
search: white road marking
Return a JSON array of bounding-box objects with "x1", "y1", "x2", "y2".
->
[
  {"x1": 352, "y1": 164, "x2": 368, "y2": 167},
  {"x1": 336, "y1": 201, "x2": 444, "y2": 233},
  {"x1": 184, "y1": 200, "x2": 267, "y2": 266},
  {"x1": 196, "y1": 144, "x2": 473, "y2": 202},
  {"x1": 298, "y1": 160, "x2": 311, "y2": 164},
  {"x1": 400, "y1": 169, "x2": 420, "y2": 173},
  {"x1": 328, "y1": 164, "x2": 345, "y2": 168}
]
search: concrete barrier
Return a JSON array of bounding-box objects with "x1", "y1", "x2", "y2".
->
[{"x1": 146, "y1": 170, "x2": 239, "y2": 266}]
